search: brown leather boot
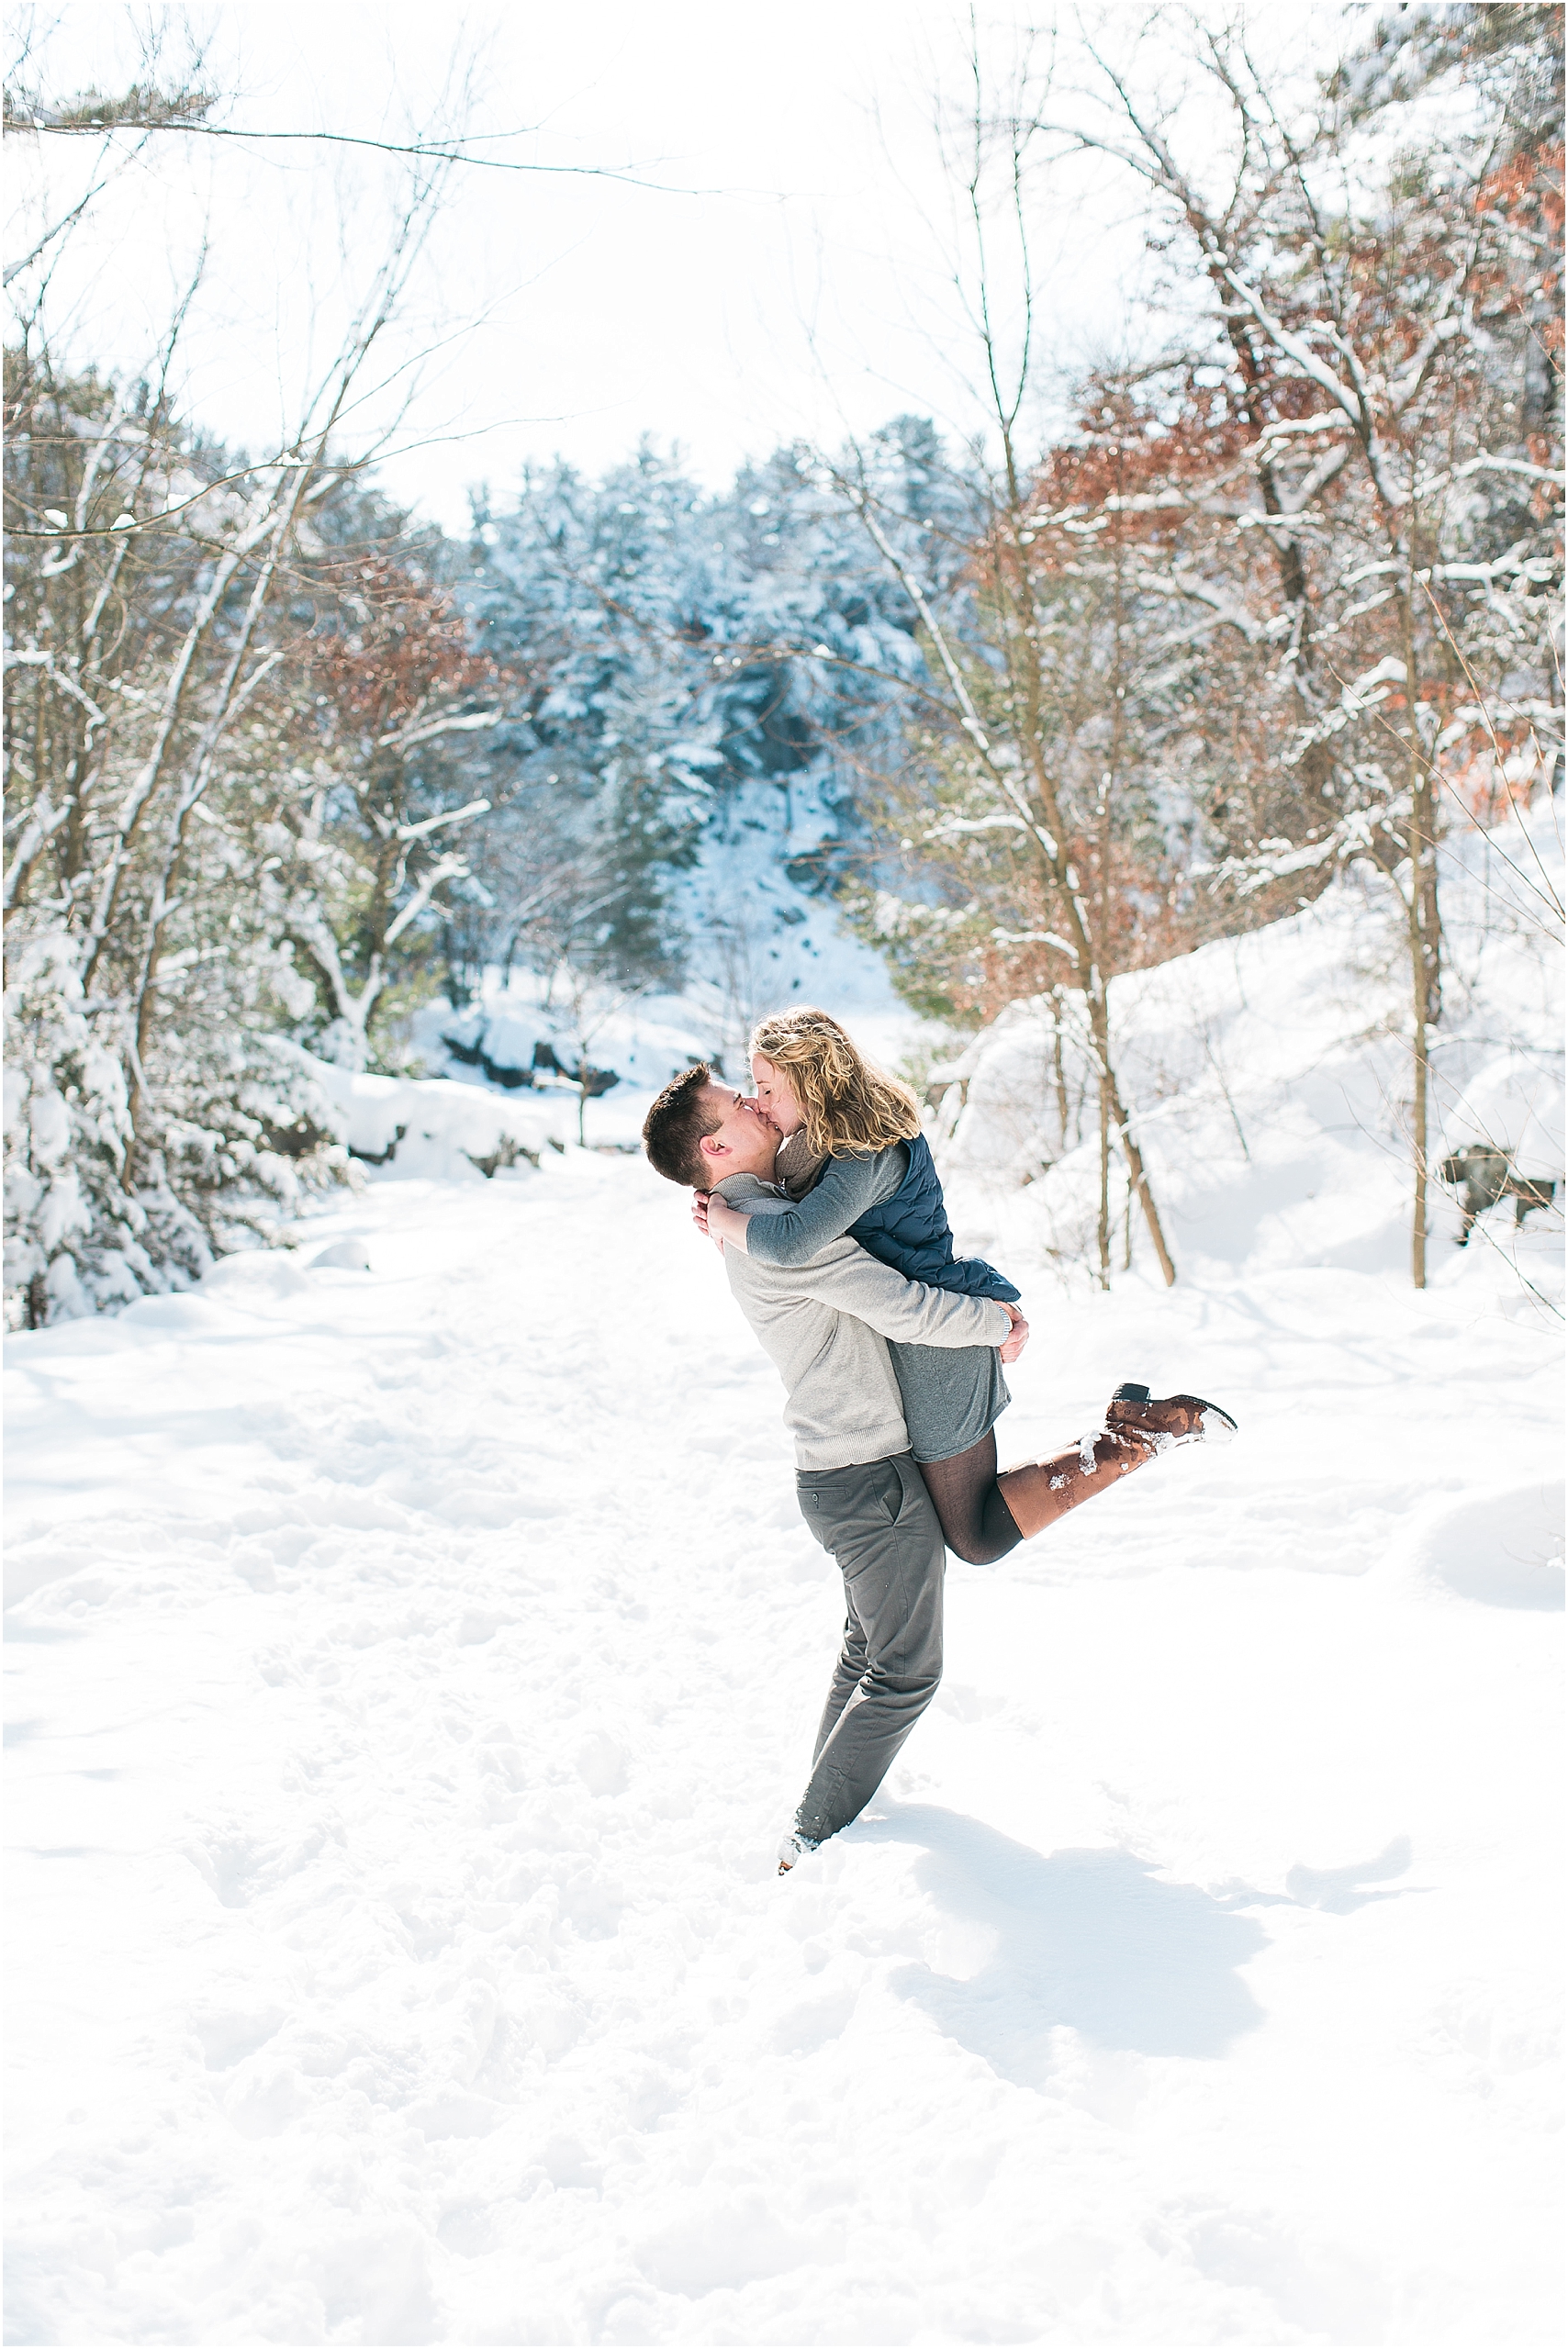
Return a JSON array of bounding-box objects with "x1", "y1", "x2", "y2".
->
[
  {"x1": 1104, "y1": 1381, "x2": 1238, "y2": 1450},
  {"x1": 995, "y1": 1382, "x2": 1238, "y2": 1540},
  {"x1": 995, "y1": 1426, "x2": 1153, "y2": 1538}
]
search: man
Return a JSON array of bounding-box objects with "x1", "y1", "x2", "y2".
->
[{"x1": 643, "y1": 1067, "x2": 1023, "y2": 1873}]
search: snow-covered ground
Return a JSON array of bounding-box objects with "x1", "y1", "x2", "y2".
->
[{"x1": 6, "y1": 829, "x2": 1563, "y2": 2346}]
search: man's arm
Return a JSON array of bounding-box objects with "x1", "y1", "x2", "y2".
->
[{"x1": 778, "y1": 1236, "x2": 1014, "y2": 1349}]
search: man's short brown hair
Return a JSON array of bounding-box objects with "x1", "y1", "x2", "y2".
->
[{"x1": 642, "y1": 1063, "x2": 721, "y2": 1187}]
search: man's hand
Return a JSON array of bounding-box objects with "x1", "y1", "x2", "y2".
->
[{"x1": 999, "y1": 1302, "x2": 1030, "y2": 1363}]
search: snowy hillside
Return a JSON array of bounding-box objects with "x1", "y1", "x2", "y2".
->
[
  {"x1": 936, "y1": 809, "x2": 1563, "y2": 1307},
  {"x1": 6, "y1": 822, "x2": 1562, "y2": 2346},
  {"x1": 415, "y1": 773, "x2": 915, "y2": 1116},
  {"x1": 276, "y1": 780, "x2": 914, "y2": 1186}
]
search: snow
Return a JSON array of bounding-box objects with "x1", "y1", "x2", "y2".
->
[{"x1": 6, "y1": 843, "x2": 1563, "y2": 2346}]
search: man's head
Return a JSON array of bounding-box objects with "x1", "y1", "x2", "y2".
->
[{"x1": 642, "y1": 1063, "x2": 778, "y2": 1188}]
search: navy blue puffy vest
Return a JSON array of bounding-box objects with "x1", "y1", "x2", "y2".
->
[{"x1": 846, "y1": 1134, "x2": 1020, "y2": 1303}]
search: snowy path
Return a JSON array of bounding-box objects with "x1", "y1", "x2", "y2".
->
[{"x1": 6, "y1": 1155, "x2": 1562, "y2": 2346}]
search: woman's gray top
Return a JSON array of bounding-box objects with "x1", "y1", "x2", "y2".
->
[
  {"x1": 745, "y1": 1147, "x2": 902, "y2": 1263},
  {"x1": 744, "y1": 1144, "x2": 1010, "y2": 1466}
]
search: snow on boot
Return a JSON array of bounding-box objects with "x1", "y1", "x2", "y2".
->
[
  {"x1": 778, "y1": 1830, "x2": 820, "y2": 1875},
  {"x1": 1104, "y1": 1381, "x2": 1238, "y2": 1450},
  {"x1": 995, "y1": 1426, "x2": 1150, "y2": 1539},
  {"x1": 995, "y1": 1382, "x2": 1238, "y2": 1540}
]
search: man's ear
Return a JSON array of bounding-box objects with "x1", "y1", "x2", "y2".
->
[{"x1": 698, "y1": 1131, "x2": 726, "y2": 1160}]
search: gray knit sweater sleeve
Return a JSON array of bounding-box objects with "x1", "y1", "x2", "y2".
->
[{"x1": 742, "y1": 1146, "x2": 908, "y2": 1268}]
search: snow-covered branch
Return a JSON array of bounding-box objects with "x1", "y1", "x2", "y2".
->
[
  {"x1": 6, "y1": 650, "x2": 108, "y2": 730},
  {"x1": 393, "y1": 798, "x2": 491, "y2": 845},
  {"x1": 383, "y1": 852, "x2": 468, "y2": 950},
  {"x1": 1451, "y1": 453, "x2": 1567, "y2": 490},
  {"x1": 1129, "y1": 568, "x2": 1262, "y2": 642},
  {"x1": 926, "y1": 812, "x2": 1030, "y2": 841},
  {"x1": 375, "y1": 709, "x2": 505, "y2": 755},
  {"x1": 4, "y1": 796, "x2": 75, "y2": 911}
]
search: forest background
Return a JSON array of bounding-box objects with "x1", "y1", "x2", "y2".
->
[{"x1": 4, "y1": 0, "x2": 1562, "y2": 1328}]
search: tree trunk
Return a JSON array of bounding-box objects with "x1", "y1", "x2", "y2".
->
[
  {"x1": 1407, "y1": 771, "x2": 1441, "y2": 1289},
  {"x1": 1410, "y1": 912, "x2": 1431, "y2": 1289},
  {"x1": 1051, "y1": 992, "x2": 1070, "y2": 1146},
  {"x1": 1097, "y1": 1071, "x2": 1112, "y2": 1291},
  {"x1": 1093, "y1": 994, "x2": 1179, "y2": 1290},
  {"x1": 1400, "y1": 582, "x2": 1441, "y2": 1289},
  {"x1": 1000, "y1": 526, "x2": 1178, "y2": 1287}
]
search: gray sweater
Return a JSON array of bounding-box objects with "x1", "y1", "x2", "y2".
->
[{"x1": 715, "y1": 1172, "x2": 1012, "y2": 1471}]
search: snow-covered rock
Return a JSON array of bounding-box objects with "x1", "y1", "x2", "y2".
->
[{"x1": 304, "y1": 1056, "x2": 570, "y2": 1179}]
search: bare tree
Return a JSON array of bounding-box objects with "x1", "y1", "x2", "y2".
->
[
  {"x1": 833, "y1": 25, "x2": 1182, "y2": 1284},
  {"x1": 1036, "y1": 6, "x2": 1562, "y2": 1283},
  {"x1": 1, "y1": 34, "x2": 509, "y2": 1318}
]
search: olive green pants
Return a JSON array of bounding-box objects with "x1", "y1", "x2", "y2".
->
[{"x1": 792, "y1": 1451, "x2": 946, "y2": 1847}]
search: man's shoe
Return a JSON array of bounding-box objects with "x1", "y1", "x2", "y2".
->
[
  {"x1": 778, "y1": 1830, "x2": 819, "y2": 1875},
  {"x1": 1105, "y1": 1381, "x2": 1238, "y2": 1450}
]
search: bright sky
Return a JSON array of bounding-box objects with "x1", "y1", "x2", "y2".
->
[{"x1": 6, "y1": 3, "x2": 1344, "y2": 533}]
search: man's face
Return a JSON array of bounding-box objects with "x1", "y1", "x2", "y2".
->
[{"x1": 694, "y1": 1082, "x2": 778, "y2": 1180}]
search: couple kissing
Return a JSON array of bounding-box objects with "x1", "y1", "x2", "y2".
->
[{"x1": 642, "y1": 1007, "x2": 1236, "y2": 1874}]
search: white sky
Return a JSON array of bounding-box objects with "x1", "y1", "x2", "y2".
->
[{"x1": 6, "y1": 3, "x2": 1349, "y2": 533}]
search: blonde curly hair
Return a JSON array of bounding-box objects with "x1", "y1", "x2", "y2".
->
[{"x1": 749, "y1": 1006, "x2": 921, "y2": 1159}]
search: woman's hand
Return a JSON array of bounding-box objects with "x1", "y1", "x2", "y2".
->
[
  {"x1": 691, "y1": 1191, "x2": 750, "y2": 1255},
  {"x1": 691, "y1": 1191, "x2": 725, "y2": 1253},
  {"x1": 999, "y1": 1302, "x2": 1030, "y2": 1363},
  {"x1": 707, "y1": 1195, "x2": 751, "y2": 1255}
]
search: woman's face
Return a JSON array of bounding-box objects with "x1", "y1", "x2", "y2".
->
[{"x1": 750, "y1": 1053, "x2": 803, "y2": 1135}]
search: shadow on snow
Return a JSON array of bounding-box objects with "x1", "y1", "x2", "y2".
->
[{"x1": 856, "y1": 1805, "x2": 1269, "y2": 2070}]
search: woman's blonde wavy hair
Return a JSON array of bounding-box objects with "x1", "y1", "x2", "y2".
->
[{"x1": 749, "y1": 1006, "x2": 921, "y2": 1159}]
